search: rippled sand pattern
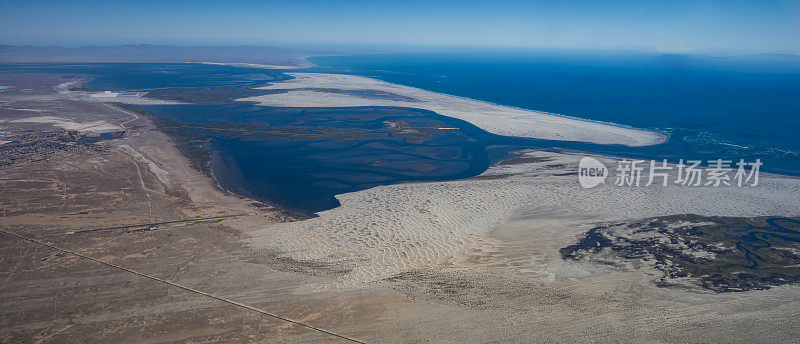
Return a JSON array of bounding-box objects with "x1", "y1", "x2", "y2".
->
[{"x1": 248, "y1": 152, "x2": 800, "y2": 289}]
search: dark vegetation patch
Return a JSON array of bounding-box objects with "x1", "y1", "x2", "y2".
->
[
  {"x1": 494, "y1": 152, "x2": 552, "y2": 166},
  {"x1": 295, "y1": 88, "x2": 421, "y2": 102},
  {"x1": 149, "y1": 115, "x2": 214, "y2": 176},
  {"x1": 144, "y1": 86, "x2": 276, "y2": 104},
  {"x1": 561, "y1": 215, "x2": 800, "y2": 292},
  {"x1": 469, "y1": 173, "x2": 517, "y2": 180},
  {"x1": 238, "y1": 249, "x2": 353, "y2": 276},
  {"x1": 0, "y1": 130, "x2": 113, "y2": 167},
  {"x1": 385, "y1": 269, "x2": 548, "y2": 307}
]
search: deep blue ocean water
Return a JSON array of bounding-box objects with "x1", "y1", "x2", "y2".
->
[{"x1": 310, "y1": 51, "x2": 800, "y2": 175}]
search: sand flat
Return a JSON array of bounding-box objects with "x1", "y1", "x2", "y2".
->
[
  {"x1": 247, "y1": 151, "x2": 800, "y2": 290},
  {"x1": 240, "y1": 73, "x2": 668, "y2": 147}
]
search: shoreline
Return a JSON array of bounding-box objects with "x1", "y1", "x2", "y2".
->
[
  {"x1": 300, "y1": 54, "x2": 671, "y2": 142},
  {"x1": 120, "y1": 103, "x2": 312, "y2": 220},
  {"x1": 240, "y1": 72, "x2": 668, "y2": 147},
  {"x1": 5, "y1": 62, "x2": 800, "y2": 343},
  {"x1": 248, "y1": 149, "x2": 800, "y2": 290},
  {"x1": 188, "y1": 61, "x2": 314, "y2": 69},
  {"x1": 49, "y1": 64, "x2": 796, "y2": 221}
]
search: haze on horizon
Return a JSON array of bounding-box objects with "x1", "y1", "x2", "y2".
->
[{"x1": 1, "y1": 0, "x2": 799, "y2": 55}]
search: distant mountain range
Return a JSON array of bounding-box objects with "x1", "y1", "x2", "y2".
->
[
  {"x1": 2, "y1": 44, "x2": 798, "y2": 68},
  {"x1": 0, "y1": 44, "x2": 319, "y2": 65}
]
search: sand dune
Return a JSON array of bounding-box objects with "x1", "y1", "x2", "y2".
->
[
  {"x1": 240, "y1": 73, "x2": 667, "y2": 147},
  {"x1": 247, "y1": 151, "x2": 800, "y2": 290}
]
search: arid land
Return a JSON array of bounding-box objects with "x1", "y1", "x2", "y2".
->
[{"x1": 2, "y1": 72, "x2": 800, "y2": 343}]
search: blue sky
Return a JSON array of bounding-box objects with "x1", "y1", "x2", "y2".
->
[{"x1": 1, "y1": 0, "x2": 799, "y2": 54}]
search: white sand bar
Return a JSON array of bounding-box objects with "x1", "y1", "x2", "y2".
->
[
  {"x1": 241, "y1": 73, "x2": 667, "y2": 147},
  {"x1": 191, "y1": 61, "x2": 310, "y2": 69}
]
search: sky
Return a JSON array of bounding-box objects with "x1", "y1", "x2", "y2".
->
[{"x1": 1, "y1": 0, "x2": 799, "y2": 54}]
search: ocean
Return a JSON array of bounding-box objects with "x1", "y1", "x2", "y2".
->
[
  {"x1": 4, "y1": 52, "x2": 798, "y2": 214},
  {"x1": 309, "y1": 51, "x2": 800, "y2": 175}
]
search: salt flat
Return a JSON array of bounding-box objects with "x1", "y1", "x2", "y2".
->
[
  {"x1": 240, "y1": 73, "x2": 668, "y2": 146},
  {"x1": 11, "y1": 115, "x2": 123, "y2": 133}
]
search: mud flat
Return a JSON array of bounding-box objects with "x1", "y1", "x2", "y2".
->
[{"x1": 240, "y1": 73, "x2": 668, "y2": 147}]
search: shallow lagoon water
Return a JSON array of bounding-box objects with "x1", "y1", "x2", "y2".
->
[
  {"x1": 4, "y1": 59, "x2": 799, "y2": 214},
  {"x1": 144, "y1": 103, "x2": 547, "y2": 214},
  {"x1": 0, "y1": 63, "x2": 288, "y2": 90},
  {"x1": 140, "y1": 52, "x2": 800, "y2": 214},
  {"x1": 143, "y1": 98, "x2": 799, "y2": 215}
]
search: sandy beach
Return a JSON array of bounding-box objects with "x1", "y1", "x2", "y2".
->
[
  {"x1": 241, "y1": 73, "x2": 668, "y2": 146},
  {"x1": 191, "y1": 61, "x2": 313, "y2": 69}
]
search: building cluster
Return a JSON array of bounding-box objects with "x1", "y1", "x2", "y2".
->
[{"x1": 0, "y1": 129, "x2": 122, "y2": 166}]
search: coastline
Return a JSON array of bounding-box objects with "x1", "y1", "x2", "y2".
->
[
  {"x1": 5, "y1": 62, "x2": 800, "y2": 343},
  {"x1": 240, "y1": 72, "x2": 668, "y2": 147},
  {"x1": 45, "y1": 65, "x2": 800, "y2": 285},
  {"x1": 300, "y1": 53, "x2": 671, "y2": 141},
  {"x1": 103, "y1": 87, "x2": 800, "y2": 293},
  {"x1": 127, "y1": 104, "x2": 311, "y2": 220},
  {"x1": 116, "y1": 105, "x2": 294, "y2": 219},
  {"x1": 248, "y1": 149, "x2": 800, "y2": 290},
  {"x1": 189, "y1": 61, "x2": 314, "y2": 69}
]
